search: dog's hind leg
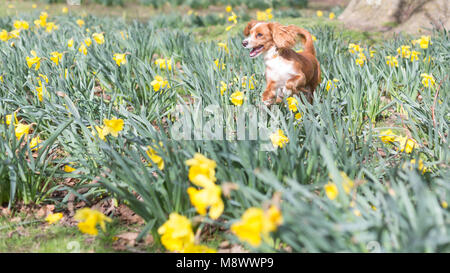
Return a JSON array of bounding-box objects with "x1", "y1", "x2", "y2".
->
[{"x1": 285, "y1": 73, "x2": 306, "y2": 94}]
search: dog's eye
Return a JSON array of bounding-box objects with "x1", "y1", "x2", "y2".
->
[{"x1": 256, "y1": 33, "x2": 263, "y2": 38}]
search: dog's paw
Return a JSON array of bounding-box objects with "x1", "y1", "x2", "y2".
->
[{"x1": 262, "y1": 99, "x2": 272, "y2": 107}]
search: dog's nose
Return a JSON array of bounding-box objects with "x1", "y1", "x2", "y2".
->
[{"x1": 242, "y1": 40, "x2": 248, "y2": 47}]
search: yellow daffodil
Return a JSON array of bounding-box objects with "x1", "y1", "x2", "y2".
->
[
  {"x1": 64, "y1": 165, "x2": 76, "y2": 173},
  {"x1": 32, "y1": 4, "x2": 37, "y2": 8},
  {"x1": 295, "y1": 112, "x2": 302, "y2": 120},
  {"x1": 379, "y1": 129, "x2": 397, "y2": 143},
  {"x1": 219, "y1": 81, "x2": 227, "y2": 95},
  {"x1": 94, "y1": 125, "x2": 108, "y2": 141},
  {"x1": 37, "y1": 74, "x2": 49, "y2": 84},
  {"x1": 62, "y1": 7, "x2": 69, "y2": 14},
  {"x1": 83, "y1": 38, "x2": 92, "y2": 47},
  {"x1": 256, "y1": 11, "x2": 267, "y2": 21},
  {"x1": 410, "y1": 50, "x2": 420, "y2": 62},
  {"x1": 355, "y1": 52, "x2": 366, "y2": 67},
  {"x1": 30, "y1": 136, "x2": 42, "y2": 151},
  {"x1": 113, "y1": 53, "x2": 127, "y2": 66},
  {"x1": 158, "y1": 213, "x2": 195, "y2": 252},
  {"x1": 74, "y1": 208, "x2": 112, "y2": 236},
  {"x1": 187, "y1": 185, "x2": 224, "y2": 220},
  {"x1": 5, "y1": 113, "x2": 18, "y2": 126},
  {"x1": 34, "y1": 12, "x2": 48, "y2": 28},
  {"x1": 286, "y1": 97, "x2": 299, "y2": 112},
  {"x1": 230, "y1": 91, "x2": 244, "y2": 106},
  {"x1": 79, "y1": 44, "x2": 87, "y2": 55},
  {"x1": 324, "y1": 183, "x2": 338, "y2": 200},
  {"x1": 214, "y1": 59, "x2": 226, "y2": 70},
  {"x1": 409, "y1": 159, "x2": 428, "y2": 174},
  {"x1": 26, "y1": 50, "x2": 41, "y2": 70},
  {"x1": 155, "y1": 58, "x2": 172, "y2": 71},
  {"x1": 92, "y1": 33, "x2": 105, "y2": 44},
  {"x1": 226, "y1": 5, "x2": 232, "y2": 13},
  {"x1": 348, "y1": 43, "x2": 363, "y2": 54},
  {"x1": 325, "y1": 172, "x2": 355, "y2": 199},
  {"x1": 103, "y1": 118, "x2": 124, "y2": 137},
  {"x1": 228, "y1": 12, "x2": 237, "y2": 24},
  {"x1": 151, "y1": 75, "x2": 169, "y2": 92},
  {"x1": 15, "y1": 123, "x2": 31, "y2": 140},
  {"x1": 442, "y1": 201, "x2": 448, "y2": 209},
  {"x1": 270, "y1": 129, "x2": 289, "y2": 149},
  {"x1": 329, "y1": 12, "x2": 336, "y2": 20},
  {"x1": 68, "y1": 38, "x2": 74, "y2": 48},
  {"x1": 340, "y1": 172, "x2": 355, "y2": 194},
  {"x1": 13, "y1": 20, "x2": 29, "y2": 30},
  {"x1": 231, "y1": 206, "x2": 282, "y2": 247},
  {"x1": 45, "y1": 22, "x2": 58, "y2": 33},
  {"x1": 397, "y1": 45, "x2": 411, "y2": 58},
  {"x1": 146, "y1": 145, "x2": 164, "y2": 170},
  {"x1": 45, "y1": 213, "x2": 63, "y2": 224},
  {"x1": 317, "y1": 10, "x2": 323, "y2": 17},
  {"x1": 395, "y1": 136, "x2": 417, "y2": 154},
  {"x1": 0, "y1": 30, "x2": 9, "y2": 41},
  {"x1": 386, "y1": 56, "x2": 398, "y2": 67},
  {"x1": 417, "y1": 36, "x2": 431, "y2": 49},
  {"x1": 420, "y1": 73, "x2": 435, "y2": 87},
  {"x1": 218, "y1": 42, "x2": 229, "y2": 53},
  {"x1": 76, "y1": 19, "x2": 85, "y2": 27},
  {"x1": 326, "y1": 78, "x2": 339, "y2": 92},
  {"x1": 241, "y1": 76, "x2": 256, "y2": 90},
  {"x1": 50, "y1": 51, "x2": 63, "y2": 65},
  {"x1": 35, "y1": 80, "x2": 49, "y2": 101},
  {"x1": 186, "y1": 153, "x2": 217, "y2": 188}
]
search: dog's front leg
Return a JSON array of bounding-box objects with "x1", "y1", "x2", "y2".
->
[{"x1": 261, "y1": 80, "x2": 277, "y2": 106}]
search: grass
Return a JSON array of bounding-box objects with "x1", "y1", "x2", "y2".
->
[{"x1": 0, "y1": 213, "x2": 166, "y2": 252}]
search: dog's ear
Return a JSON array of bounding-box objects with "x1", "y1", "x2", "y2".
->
[
  {"x1": 270, "y1": 23, "x2": 298, "y2": 49},
  {"x1": 243, "y1": 20, "x2": 258, "y2": 36}
]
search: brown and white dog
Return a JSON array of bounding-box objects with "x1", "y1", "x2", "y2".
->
[{"x1": 242, "y1": 21, "x2": 321, "y2": 105}]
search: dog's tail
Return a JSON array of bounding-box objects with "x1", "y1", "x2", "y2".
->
[{"x1": 289, "y1": 26, "x2": 316, "y2": 57}]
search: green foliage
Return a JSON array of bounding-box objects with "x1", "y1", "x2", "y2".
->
[{"x1": 0, "y1": 8, "x2": 448, "y2": 252}]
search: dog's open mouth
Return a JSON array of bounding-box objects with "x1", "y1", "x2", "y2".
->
[{"x1": 250, "y1": 45, "x2": 264, "y2": 58}]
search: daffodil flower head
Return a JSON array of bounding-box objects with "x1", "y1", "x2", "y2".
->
[
  {"x1": 420, "y1": 73, "x2": 435, "y2": 88},
  {"x1": 185, "y1": 153, "x2": 217, "y2": 188},
  {"x1": 45, "y1": 213, "x2": 63, "y2": 224},
  {"x1": 230, "y1": 91, "x2": 244, "y2": 106},
  {"x1": 146, "y1": 144, "x2": 164, "y2": 170},
  {"x1": 103, "y1": 117, "x2": 124, "y2": 137},
  {"x1": 50, "y1": 51, "x2": 63, "y2": 65},
  {"x1": 74, "y1": 208, "x2": 112, "y2": 236},
  {"x1": 151, "y1": 75, "x2": 169, "y2": 92},
  {"x1": 379, "y1": 129, "x2": 397, "y2": 144},
  {"x1": 231, "y1": 206, "x2": 283, "y2": 247},
  {"x1": 270, "y1": 129, "x2": 289, "y2": 149},
  {"x1": 15, "y1": 123, "x2": 31, "y2": 140},
  {"x1": 26, "y1": 50, "x2": 41, "y2": 70},
  {"x1": 187, "y1": 185, "x2": 224, "y2": 220},
  {"x1": 158, "y1": 213, "x2": 195, "y2": 252},
  {"x1": 113, "y1": 53, "x2": 127, "y2": 66},
  {"x1": 92, "y1": 33, "x2": 105, "y2": 44}
]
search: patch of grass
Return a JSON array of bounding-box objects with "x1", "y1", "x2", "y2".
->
[{"x1": 0, "y1": 215, "x2": 155, "y2": 253}]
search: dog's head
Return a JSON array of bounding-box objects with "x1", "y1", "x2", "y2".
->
[{"x1": 242, "y1": 21, "x2": 298, "y2": 58}]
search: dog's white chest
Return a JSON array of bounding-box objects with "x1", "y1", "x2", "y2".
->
[{"x1": 265, "y1": 57, "x2": 295, "y2": 85}]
